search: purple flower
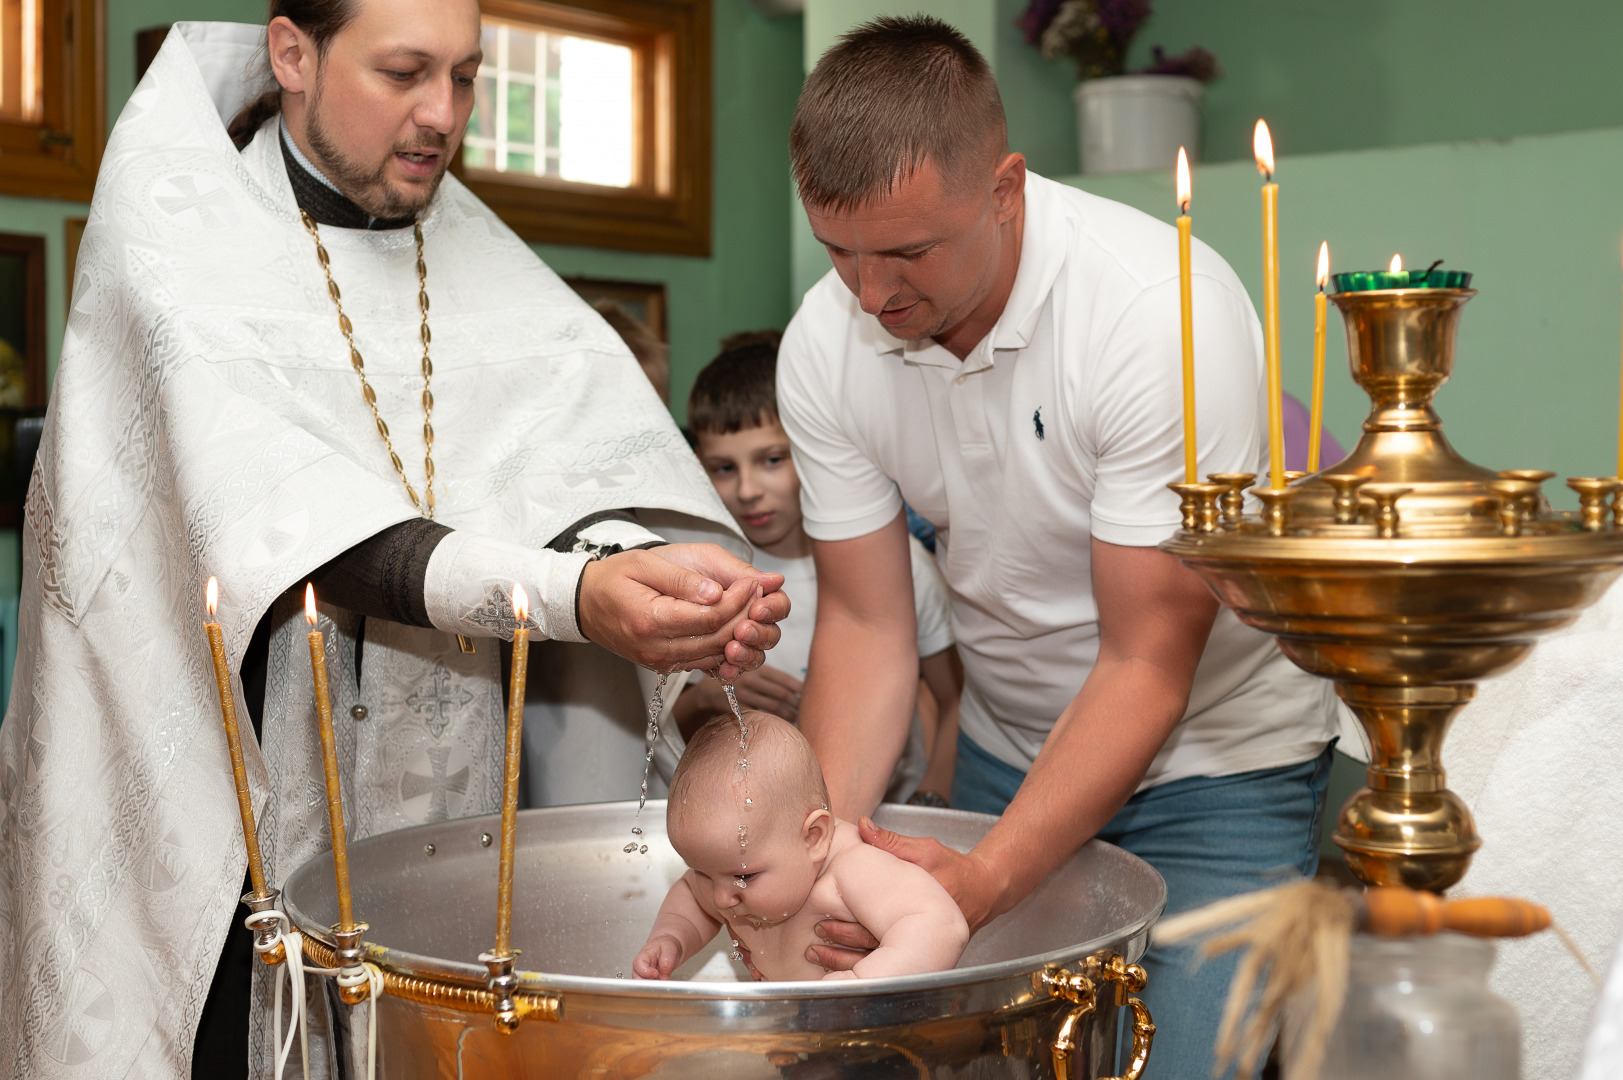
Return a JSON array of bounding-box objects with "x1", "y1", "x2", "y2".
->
[
  {"x1": 1138, "y1": 45, "x2": 1222, "y2": 83},
  {"x1": 1016, "y1": 0, "x2": 1067, "y2": 46},
  {"x1": 1095, "y1": 0, "x2": 1150, "y2": 43}
]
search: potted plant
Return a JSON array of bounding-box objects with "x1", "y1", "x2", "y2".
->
[{"x1": 1017, "y1": 0, "x2": 1220, "y2": 175}]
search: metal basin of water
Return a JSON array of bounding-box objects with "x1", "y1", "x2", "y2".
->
[{"x1": 283, "y1": 801, "x2": 1166, "y2": 1078}]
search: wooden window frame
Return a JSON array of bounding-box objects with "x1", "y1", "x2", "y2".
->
[
  {"x1": 459, "y1": 0, "x2": 711, "y2": 257},
  {"x1": 0, "y1": 0, "x2": 104, "y2": 202}
]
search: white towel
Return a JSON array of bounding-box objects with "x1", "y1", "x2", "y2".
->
[{"x1": 1447, "y1": 575, "x2": 1623, "y2": 1078}]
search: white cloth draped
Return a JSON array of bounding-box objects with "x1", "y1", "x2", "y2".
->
[
  {"x1": 1449, "y1": 577, "x2": 1623, "y2": 1078},
  {"x1": 0, "y1": 22, "x2": 738, "y2": 1079}
]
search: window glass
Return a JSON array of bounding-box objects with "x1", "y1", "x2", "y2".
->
[
  {"x1": 464, "y1": 19, "x2": 635, "y2": 189},
  {"x1": 0, "y1": 0, "x2": 43, "y2": 124}
]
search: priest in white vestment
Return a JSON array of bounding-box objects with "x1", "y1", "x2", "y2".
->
[{"x1": 0, "y1": 7, "x2": 787, "y2": 1078}]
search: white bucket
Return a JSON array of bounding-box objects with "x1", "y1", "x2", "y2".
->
[{"x1": 1075, "y1": 74, "x2": 1204, "y2": 175}]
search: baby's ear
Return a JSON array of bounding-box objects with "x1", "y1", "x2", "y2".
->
[{"x1": 802, "y1": 807, "x2": 834, "y2": 860}]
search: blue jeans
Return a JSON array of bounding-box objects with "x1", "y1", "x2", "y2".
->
[{"x1": 953, "y1": 733, "x2": 1333, "y2": 1080}]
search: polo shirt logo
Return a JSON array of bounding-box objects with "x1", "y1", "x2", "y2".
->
[{"x1": 1033, "y1": 406, "x2": 1045, "y2": 441}]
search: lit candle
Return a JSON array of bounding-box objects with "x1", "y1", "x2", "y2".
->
[
  {"x1": 206, "y1": 577, "x2": 269, "y2": 900},
  {"x1": 1254, "y1": 120, "x2": 1285, "y2": 490},
  {"x1": 306, "y1": 583, "x2": 355, "y2": 933},
  {"x1": 1308, "y1": 242, "x2": 1330, "y2": 473},
  {"x1": 1176, "y1": 147, "x2": 1197, "y2": 484},
  {"x1": 494, "y1": 584, "x2": 530, "y2": 959},
  {"x1": 1390, "y1": 253, "x2": 1403, "y2": 274}
]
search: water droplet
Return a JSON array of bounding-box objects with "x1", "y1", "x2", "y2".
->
[
  {"x1": 639, "y1": 844, "x2": 648, "y2": 855},
  {"x1": 620, "y1": 675, "x2": 669, "y2": 854},
  {"x1": 733, "y1": 876, "x2": 747, "y2": 889},
  {"x1": 615, "y1": 971, "x2": 624, "y2": 978}
]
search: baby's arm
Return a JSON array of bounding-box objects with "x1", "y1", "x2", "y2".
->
[
  {"x1": 821, "y1": 845, "x2": 970, "y2": 981},
  {"x1": 634, "y1": 871, "x2": 723, "y2": 980}
]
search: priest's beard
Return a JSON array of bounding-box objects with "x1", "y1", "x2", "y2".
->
[{"x1": 304, "y1": 92, "x2": 450, "y2": 221}]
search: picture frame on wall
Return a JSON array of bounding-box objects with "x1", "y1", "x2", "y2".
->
[
  {"x1": 65, "y1": 216, "x2": 87, "y2": 314},
  {"x1": 0, "y1": 231, "x2": 48, "y2": 528},
  {"x1": 562, "y1": 277, "x2": 668, "y2": 341}
]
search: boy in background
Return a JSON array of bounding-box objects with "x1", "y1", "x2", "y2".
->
[{"x1": 672, "y1": 336, "x2": 961, "y2": 804}]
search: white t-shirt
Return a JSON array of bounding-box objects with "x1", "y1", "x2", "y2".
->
[{"x1": 777, "y1": 171, "x2": 1336, "y2": 790}]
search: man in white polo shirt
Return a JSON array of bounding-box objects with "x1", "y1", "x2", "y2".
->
[{"x1": 778, "y1": 16, "x2": 1337, "y2": 1079}]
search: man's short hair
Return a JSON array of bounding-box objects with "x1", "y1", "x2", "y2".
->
[
  {"x1": 790, "y1": 15, "x2": 1007, "y2": 213},
  {"x1": 686, "y1": 333, "x2": 780, "y2": 436}
]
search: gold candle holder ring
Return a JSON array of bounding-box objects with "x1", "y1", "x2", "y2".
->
[
  {"x1": 1166, "y1": 482, "x2": 1202, "y2": 532},
  {"x1": 1498, "y1": 469, "x2": 1554, "y2": 521},
  {"x1": 1363, "y1": 485, "x2": 1414, "y2": 539},
  {"x1": 1489, "y1": 479, "x2": 1540, "y2": 537},
  {"x1": 1206, "y1": 472, "x2": 1257, "y2": 526},
  {"x1": 1322, "y1": 473, "x2": 1371, "y2": 525},
  {"x1": 1567, "y1": 478, "x2": 1617, "y2": 533},
  {"x1": 1252, "y1": 487, "x2": 1297, "y2": 537}
]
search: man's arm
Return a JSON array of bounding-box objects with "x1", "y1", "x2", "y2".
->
[
  {"x1": 813, "y1": 537, "x2": 1216, "y2": 959},
  {"x1": 797, "y1": 511, "x2": 919, "y2": 818}
]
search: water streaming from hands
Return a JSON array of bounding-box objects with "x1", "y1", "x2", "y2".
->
[{"x1": 624, "y1": 672, "x2": 669, "y2": 854}]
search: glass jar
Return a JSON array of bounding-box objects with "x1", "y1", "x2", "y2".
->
[{"x1": 1320, "y1": 933, "x2": 1520, "y2": 1080}]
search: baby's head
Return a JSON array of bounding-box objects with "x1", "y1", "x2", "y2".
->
[{"x1": 668, "y1": 711, "x2": 832, "y2": 925}]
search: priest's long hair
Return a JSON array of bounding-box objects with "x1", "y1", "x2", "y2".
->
[{"x1": 228, "y1": 0, "x2": 358, "y2": 149}]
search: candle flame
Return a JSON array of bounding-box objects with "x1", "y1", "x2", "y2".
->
[
  {"x1": 1175, "y1": 147, "x2": 1191, "y2": 213},
  {"x1": 1316, "y1": 242, "x2": 1330, "y2": 290},
  {"x1": 305, "y1": 583, "x2": 317, "y2": 626},
  {"x1": 1389, "y1": 253, "x2": 1403, "y2": 273},
  {"x1": 206, "y1": 576, "x2": 218, "y2": 618},
  {"x1": 1253, "y1": 120, "x2": 1274, "y2": 179},
  {"x1": 512, "y1": 583, "x2": 529, "y2": 623}
]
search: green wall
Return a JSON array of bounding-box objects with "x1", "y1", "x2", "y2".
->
[
  {"x1": 1125, "y1": 0, "x2": 1623, "y2": 164},
  {"x1": 1063, "y1": 124, "x2": 1623, "y2": 509}
]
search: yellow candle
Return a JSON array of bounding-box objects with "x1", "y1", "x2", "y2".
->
[
  {"x1": 1176, "y1": 147, "x2": 1197, "y2": 484},
  {"x1": 1308, "y1": 242, "x2": 1329, "y2": 473},
  {"x1": 206, "y1": 577, "x2": 269, "y2": 900},
  {"x1": 494, "y1": 584, "x2": 530, "y2": 959},
  {"x1": 305, "y1": 583, "x2": 354, "y2": 933},
  {"x1": 1254, "y1": 120, "x2": 1285, "y2": 490}
]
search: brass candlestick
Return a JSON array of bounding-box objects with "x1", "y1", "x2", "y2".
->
[
  {"x1": 305, "y1": 584, "x2": 371, "y2": 1004},
  {"x1": 480, "y1": 583, "x2": 531, "y2": 1034},
  {"x1": 1163, "y1": 285, "x2": 1623, "y2": 892},
  {"x1": 205, "y1": 578, "x2": 285, "y2": 966}
]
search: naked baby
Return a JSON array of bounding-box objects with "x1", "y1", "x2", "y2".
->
[{"x1": 634, "y1": 712, "x2": 969, "y2": 981}]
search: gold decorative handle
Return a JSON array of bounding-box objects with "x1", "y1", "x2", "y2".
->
[
  {"x1": 1044, "y1": 956, "x2": 1155, "y2": 1080},
  {"x1": 1109, "y1": 997, "x2": 1156, "y2": 1080},
  {"x1": 1050, "y1": 996, "x2": 1095, "y2": 1080}
]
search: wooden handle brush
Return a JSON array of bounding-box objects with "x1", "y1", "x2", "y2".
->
[{"x1": 1359, "y1": 886, "x2": 1550, "y2": 938}]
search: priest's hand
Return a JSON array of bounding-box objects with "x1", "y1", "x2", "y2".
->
[{"x1": 578, "y1": 543, "x2": 788, "y2": 678}]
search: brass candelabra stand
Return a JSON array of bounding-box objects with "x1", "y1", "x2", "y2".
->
[{"x1": 1163, "y1": 285, "x2": 1623, "y2": 892}]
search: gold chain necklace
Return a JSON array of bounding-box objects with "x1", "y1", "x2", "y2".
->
[
  {"x1": 301, "y1": 209, "x2": 437, "y2": 519},
  {"x1": 303, "y1": 212, "x2": 474, "y2": 654}
]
